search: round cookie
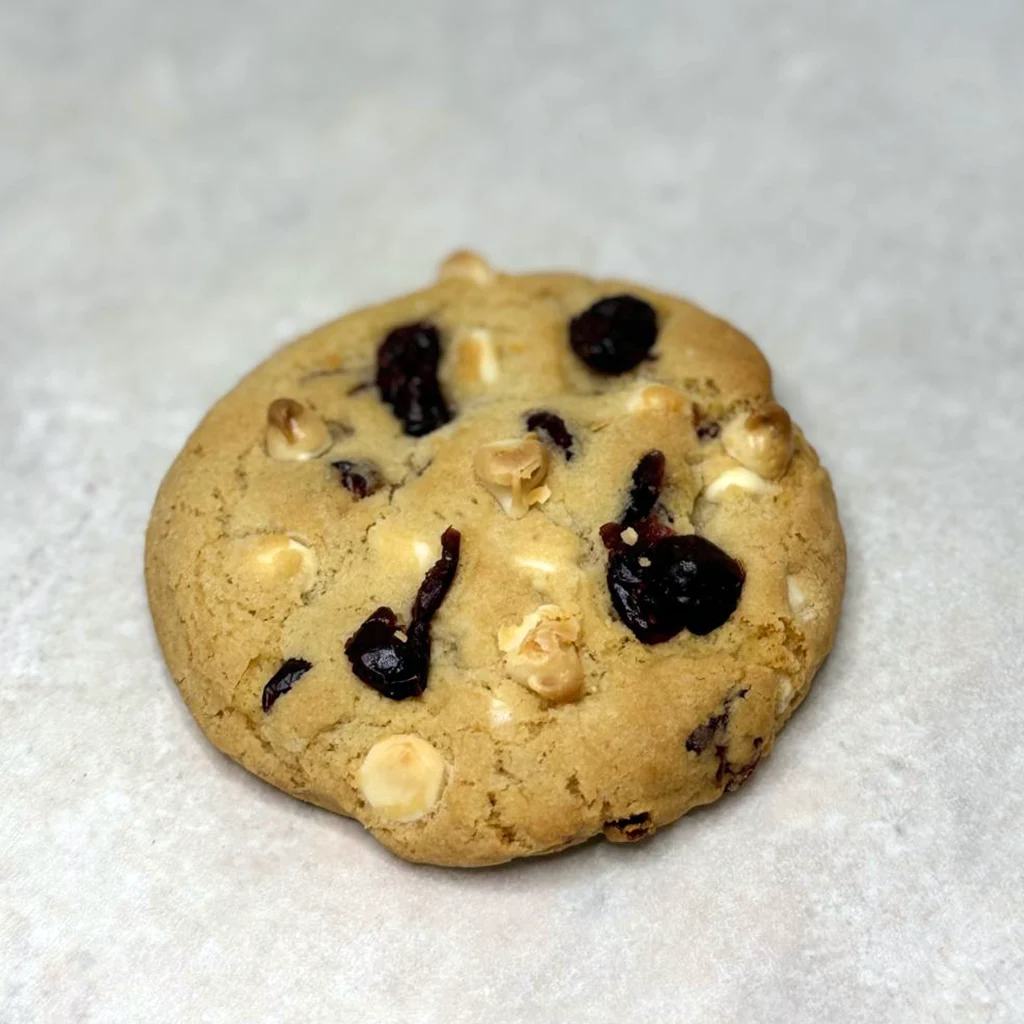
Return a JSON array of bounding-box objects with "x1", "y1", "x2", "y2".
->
[{"x1": 145, "y1": 252, "x2": 845, "y2": 867}]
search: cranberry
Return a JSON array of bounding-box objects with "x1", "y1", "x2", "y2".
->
[
  {"x1": 345, "y1": 527, "x2": 461, "y2": 700},
  {"x1": 525, "y1": 410, "x2": 575, "y2": 460},
  {"x1": 649, "y1": 534, "x2": 745, "y2": 636},
  {"x1": 332, "y1": 459, "x2": 384, "y2": 499},
  {"x1": 569, "y1": 295, "x2": 658, "y2": 374},
  {"x1": 376, "y1": 322, "x2": 452, "y2": 436},
  {"x1": 261, "y1": 658, "x2": 312, "y2": 713},
  {"x1": 622, "y1": 450, "x2": 665, "y2": 527}
]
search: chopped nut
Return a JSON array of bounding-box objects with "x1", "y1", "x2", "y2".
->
[
  {"x1": 266, "y1": 398, "x2": 331, "y2": 461},
  {"x1": 357, "y1": 734, "x2": 448, "y2": 822},
  {"x1": 437, "y1": 249, "x2": 495, "y2": 285},
  {"x1": 627, "y1": 384, "x2": 690, "y2": 416},
  {"x1": 722, "y1": 401, "x2": 794, "y2": 480},
  {"x1": 473, "y1": 435, "x2": 550, "y2": 518},
  {"x1": 498, "y1": 605, "x2": 584, "y2": 703},
  {"x1": 248, "y1": 534, "x2": 317, "y2": 588}
]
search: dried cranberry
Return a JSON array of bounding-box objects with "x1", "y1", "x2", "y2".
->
[
  {"x1": 376, "y1": 322, "x2": 452, "y2": 436},
  {"x1": 332, "y1": 459, "x2": 384, "y2": 499},
  {"x1": 648, "y1": 534, "x2": 745, "y2": 636},
  {"x1": 344, "y1": 609, "x2": 431, "y2": 701},
  {"x1": 345, "y1": 527, "x2": 461, "y2": 700},
  {"x1": 622, "y1": 450, "x2": 665, "y2": 527},
  {"x1": 525, "y1": 410, "x2": 575, "y2": 460},
  {"x1": 411, "y1": 526, "x2": 461, "y2": 623},
  {"x1": 569, "y1": 295, "x2": 658, "y2": 374},
  {"x1": 261, "y1": 658, "x2": 312, "y2": 712}
]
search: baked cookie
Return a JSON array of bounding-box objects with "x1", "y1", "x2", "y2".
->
[{"x1": 145, "y1": 252, "x2": 845, "y2": 867}]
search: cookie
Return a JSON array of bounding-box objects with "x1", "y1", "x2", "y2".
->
[{"x1": 145, "y1": 251, "x2": 845, "y2": 867}]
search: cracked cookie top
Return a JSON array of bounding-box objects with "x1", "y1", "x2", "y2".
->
[{"x1": 145, "y1": 253, "x2": 845, "y2": 867}]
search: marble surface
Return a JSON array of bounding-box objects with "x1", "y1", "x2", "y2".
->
[{"x1": 2, "y1": 1, "x2": 1022, "y2": 1021}]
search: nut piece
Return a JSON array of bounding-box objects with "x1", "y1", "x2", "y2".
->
[
  {"x1": 498, "y1": 605, "x2": 584, "y2": 703},
  {"x1": 357, "y1": 735, "x2": 448, "y2": 822},
  {"x1": 473, "y1": 435, "x2": 550, "y2": 519},
  {"x1": 722, "y1": 401, "x2": 794, "y2": 480},
  {"x1": 438, "y1": 249, "x2": 495, "y2": 285},
  {"x1": 248, "y1": 534, "x2": 317, "y2": 588},
  {"x1": 627, "y1": 384, "x2": 690, "y2": 416},
  {"x1": 265, "y1": 398, "x2": 331, "y2": 461}
]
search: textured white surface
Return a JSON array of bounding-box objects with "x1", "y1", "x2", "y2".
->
[{"x1": 2, "y1": 1, "x2": 1023, "y2": 1021}]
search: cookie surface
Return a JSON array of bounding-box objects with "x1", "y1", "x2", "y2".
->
[{"x1": 145, "y1": 252, "x2": 845, "y2": 866}]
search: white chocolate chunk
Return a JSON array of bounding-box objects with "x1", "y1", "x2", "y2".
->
[
  {"x1": 620, "y1": 527, "x2": 639, "y2": 546},
  {"x1": 358, "y1": 735, "x2": 448, "y2": 822},
  {"x1": 515, "y1": 556, "x2": 558, "y2": 574},
  {"x1": 786, "y1": 575, "x2": 818, "y2": 621},
  {"x1": 626, "y1": 383, "x2": 689, "y2": 416},
  {"x1": 703, "y1": 466, "x2": 779, "y2": 501},
  {"x1": 722, "y1": 402, "x2": 794, "y2": 480},
  {"x1": 455, "y1": 328, "x2": 500, "y2": 385},
  {"x1": 413, "y1": 541, "x2": 435, "y2": 570},
  {"x1": 498, "y1": 605, "x2": 584, "y2": 703},
  {"x1": 776, "y1": 675, "x2": 795, "y2": 715},
  {"x1": 248, "y1": 534, "x2": 317, "y2": 588},
  {"x1": 489, "y1": 698, "x2": 513, "y2": 727}
]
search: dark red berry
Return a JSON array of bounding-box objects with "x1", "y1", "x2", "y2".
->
[
  {"x1": 696, "y1": 420, "x2": 720, "y2": 441},
  {"x1": 261, "y1": 658, "x2": 312, "y2": 713},
  {"x1": 569, "y1": 294, "x2": 658, "y2": 374},
  {"x1": 622, "y1": 450, "x2": 665, "y2": 527},
  {"x1": 525, "y1": 410, "x2": 575, "y2": 460},
  {"x1": 332, "y1": 459, "x2": 384, "y2": 499},
  {"x1": 344, "y1": 609, "x2": 431, "y2": 701},
  {"x1": 376, "y1": 322, "x2": 453, "y2": 436},
  {"x1": 648, "y1": 534, "x2": 745, "y2": 636},
  {"x1": 345, "y1": 527, "x2": 461, "y2": 700},
  {"x1": 411, "y1": 526, "x2": 461, "y2": 623}
]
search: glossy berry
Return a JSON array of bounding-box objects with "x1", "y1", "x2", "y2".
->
[
  {"x1": 569, "y1": 294, "x2": 658, "y2": 374},
  {"x1": 345, "y1": 527, "x2": 461, "y2": 700},
  {"x1": 333, "y1": 459, "x2": 384, "y2": 499},
  {"x1": 622, "y1": 450, "x2": 665, "y2": 527},
  {"x1": 650, "y1": 534, "x2": 745, "y2": 635},
  {"x1": 261, "y1": 657, "x2": 312, "y2": 712},
  {"x1": 376, "y1": 321, "x2": 453, "y2": 436},
  {"x1": 345, "y1": 609, "x2": 431, "y2": 701},
  {"x1": 525, "y1": 410, "x2": 575, "y2": 460}
]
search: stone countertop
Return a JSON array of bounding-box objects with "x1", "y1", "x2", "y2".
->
[{"x1": 2, "y1": 1, "x2": 1022, "y2": 1021}]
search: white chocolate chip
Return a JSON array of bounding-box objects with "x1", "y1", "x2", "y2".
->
[
  {"x1": 489, "y1": 698, "x2": 513, "y2": 727},
  {"x1": 265, "y1": 398, "x2": 331, "y2": 461},
  {"x1": 620, "y1": 527, "x2": 639, "y2": 546},
  {"x1": 703, "y1": 466, "x2": 779, "y2": 501},
  {"x1": 473, "y1": 435, "x2": 550, "y2": 519},
  {"x1": 452, "y1": 327, "x2": 500, "y2": 387},
  {"x1": 722, "y1": 402, "x2": 794, "y2": 480},
  {"x1": 357, "y1": 735, "x2": 448, "y2": 822},
  {"x1": 776, "y1": 675, "x2": 795, "y2": 715},
  {"x1": 515, "y1": 555, "x2": 558, "y2": 574},
  {"x1": 438, "y1": 249, "x2": 495, "y2": 285},
  {"x1": 498, "y1": 605, "x2": 584, "y2": 703},
  {"x1": 786, "y1": 575, "x2": 818, "y2": 621},
  {"x1": 626, "y1": 384, "x2": 690, "y2": 416},
  {"x1": 413, "y1": 540, "x2": 435, "y2": 570},
  {"x1": 248, "y1": 534, "x2": 317, "y2": 588}
]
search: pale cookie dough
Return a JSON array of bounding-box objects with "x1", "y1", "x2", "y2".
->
[{"x1": 145, "y1": 253, "x2": 845, "y2": 867}]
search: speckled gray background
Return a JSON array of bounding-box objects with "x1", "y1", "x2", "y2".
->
[{"x1": 2, "y1": 1, "x2": 1022, "y2": 1021}]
